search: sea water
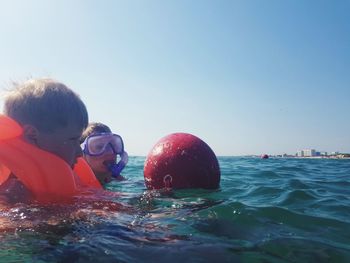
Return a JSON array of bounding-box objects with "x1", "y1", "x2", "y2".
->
[{"x1": 0, "y1": 157, "x2": 349, "y2": 262}]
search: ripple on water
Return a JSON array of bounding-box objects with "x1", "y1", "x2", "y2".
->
[
  {"x1": 257, "y1": 237, "x2": 350, "y2": 263},
  {"x1": 278, "y1": 189, "x2": 318, "y2": 206},
  {"x1": 287, "y1": 178, "x2": 311, "y2": 189}
]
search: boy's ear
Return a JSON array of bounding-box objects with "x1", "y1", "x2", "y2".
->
[{"x1": 22, "y1": 124, "x2": 39, "y2": 145}]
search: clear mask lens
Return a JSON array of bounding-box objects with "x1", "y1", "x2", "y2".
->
[{"x1": 83, "y1": 133, "x2": 124, "y2": 156}]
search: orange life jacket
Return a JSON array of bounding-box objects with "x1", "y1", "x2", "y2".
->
[{"x1": 0, "y1": 115, "x2": 102, "y2": 202}]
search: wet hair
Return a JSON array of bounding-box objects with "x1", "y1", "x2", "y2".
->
[
  {"x1": 4, "y1": 78, "x2": 88, "y2": 133},
  {"x1": 80, "y1": 122, "x2": 112, "y2": 143}
]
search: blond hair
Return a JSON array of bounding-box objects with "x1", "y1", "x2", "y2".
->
[
  {"x1": 4, "y1": 78, "x2": 88, "y2": 132},
  {"x1": 80, "y1": 122, "x2": 112, "y2": 143}
]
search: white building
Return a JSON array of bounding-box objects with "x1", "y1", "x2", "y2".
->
[
  {"x1": 296, "y1": 150, "x2": 304, "y2": 157},
  {"x1": 296, "y1": 149, "x2": 317, "y2": 157},
  {"x1": 303, "y1": 149, "x2": 316, "y2": 157}
]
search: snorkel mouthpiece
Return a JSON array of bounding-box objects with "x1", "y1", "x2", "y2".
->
[{"x1": 106, "y1": 151, "x2": 128, "y2": 178}]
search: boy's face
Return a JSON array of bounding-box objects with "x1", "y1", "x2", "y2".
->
[{"x1": 34, "y1": 123, "x2": 84, "y2": 168}]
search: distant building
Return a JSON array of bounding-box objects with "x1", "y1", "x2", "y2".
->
[
  {"x1": 295, "y1": 149, "x2": 345, "y2": 158},
  {"x1": 303, "y1": 149, "x2": 316, "y2": 157},
  {"x1": 296, "y1": 150, "x2": 304, "y2": 157},
  {"x1": 296, "y1": 149, "x2": 317, "y2": 157}
]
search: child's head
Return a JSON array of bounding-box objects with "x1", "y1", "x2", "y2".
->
[
  {"x1": 81, "y1": 123, "x2": 112, "y2": 140},
  {"x1": 81, "y1": 123, "x2": 117, "y2": 174},
  {"x1": 80, "y1": 122, "x2": 127, "y2": 185},
  {"x1": 3, "y1": 78, "x2": 88, "y2": 167}
]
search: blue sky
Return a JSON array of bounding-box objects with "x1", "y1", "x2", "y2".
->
[{"x1": 0, "y1": 0, "x2": 349, "y2": 156}]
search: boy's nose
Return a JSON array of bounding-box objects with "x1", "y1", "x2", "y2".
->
[
  {"x1": 76, "y1": 145, "x2": 83, "y2": 157},
  {"x1": 105, "y1": 143, "x2": 115, "y2": 154}
]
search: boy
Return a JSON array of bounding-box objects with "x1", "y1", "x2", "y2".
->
[
  {"x1": 80, "y1": 122, "x2": 127, "y2": 187},
  {"x1": 0, "y1": 78, "x2": 89, "y2": 203}
]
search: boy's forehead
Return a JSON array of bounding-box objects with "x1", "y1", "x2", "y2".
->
[
  {"x1": 57, "y1": 108, "x2": 88, "y2": 134},
  {"x1": 67, "y1": 117, "x2": 87, "y2": 130},
  {"x1": 54, "y1": 122, "x2": 85, "y2": 138}
]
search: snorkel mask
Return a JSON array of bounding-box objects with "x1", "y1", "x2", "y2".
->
[{"x1": 81, "y1": 133, "x2": 128, "y2": 178}]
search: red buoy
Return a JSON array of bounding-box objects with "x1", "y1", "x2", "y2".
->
[{"x1": 143, "y1": 133, "x2": 220, "y2": 190}]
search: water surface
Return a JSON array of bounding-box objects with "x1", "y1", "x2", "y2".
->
[{"x1": 0, "y1": 157, "x2": 349, "y2": 262}]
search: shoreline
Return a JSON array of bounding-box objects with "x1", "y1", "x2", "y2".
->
[{"x1": 217, "y1": 155, "x2": 350, "y2": 159}]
